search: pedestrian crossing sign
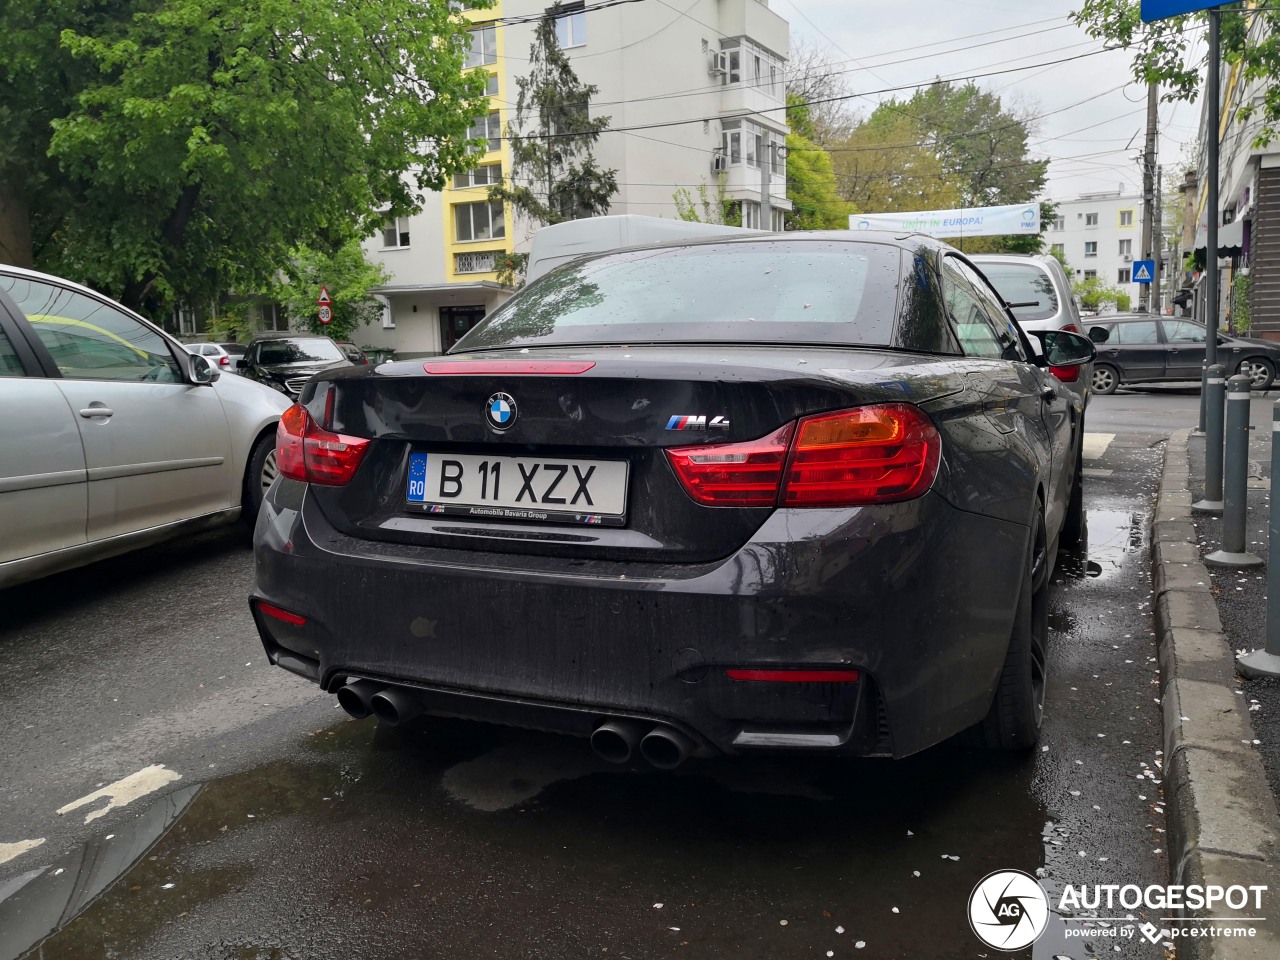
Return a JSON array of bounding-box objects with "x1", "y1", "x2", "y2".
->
[{"x1": 1133, "y1": 260, "x2": 1155, "y2": 284}]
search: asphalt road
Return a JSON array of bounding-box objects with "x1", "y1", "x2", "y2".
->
[{"x1": 0, "y1": 389, "x2": 1204, "y2": 959}]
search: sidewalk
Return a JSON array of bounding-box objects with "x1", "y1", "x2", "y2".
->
[{"x1": 1152, "y1": 424, "x2": 1280, "y2": 959}]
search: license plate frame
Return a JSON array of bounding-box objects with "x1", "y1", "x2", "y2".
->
[{"x1": 405, "y1": 451, "x2": 628, "y2": 526}]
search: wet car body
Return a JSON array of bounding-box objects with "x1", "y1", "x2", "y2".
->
[{"x1": 250, "y1": 233, "x2": 1090, "y2": 763}]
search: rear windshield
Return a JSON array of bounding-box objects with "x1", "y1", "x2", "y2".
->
[
  {"x1": 976, "y1": 263, "x2": 1059, "y2": 323},
  {"x1": 257, "y1": 339, "x2": 343, "y2": 364},
  {"x1": 455, "y1": 240, "x2": 905, "y2": 350}
]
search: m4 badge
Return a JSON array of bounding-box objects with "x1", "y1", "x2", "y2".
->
[{"x1": 666, "y1": 415, "x2": 730, "y2": 431}]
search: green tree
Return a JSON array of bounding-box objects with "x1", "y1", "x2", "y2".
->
[
  {"x1": 673, "y1": 174, "x2": 741, "y2": 226},
  {"x1": 889, "y1": 81, "x2": 1048, "y2": 208},
  {"x1": 1075, "y1": 3, "x2": 1280, "y2": 145},
  {"x1": 269, "y1": 241, "x2": 391, "y2": 342},
  {"x1": 489, "y1": 4, "x2": 617, "y2": 228},
  {"x1": 784, "y1": 94, "x2": 853, "y2": 229},
  {"x1": 1074, "y1": 276, "x2": 1132, "y2": 312},
  {"x1": 0, "y1": 0, "x2": 489, "y2": 314},
  {"x1": 833, "y1": 109, "x2": 962, "y2": 214}
]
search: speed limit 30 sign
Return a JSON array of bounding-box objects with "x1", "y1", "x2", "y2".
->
[{"x1": 317, "y1": 284, "x2": 332, "y2": 325}]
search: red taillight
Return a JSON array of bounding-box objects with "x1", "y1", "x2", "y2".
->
[
  {"x1": 423, "y1": 360, "x2": 596, "y2": 375},
  {"x1": 1050, "y1": 364, "x2": 1081, "y2": 383},
  {"x1": 1060, "y1": 323, "x2": 1080, "y2": 334},
  {"x1": 219, "y1": 355, "x2": 230, "y2": 366},
  {"x1": 257, "y1": 601, "x2": 307, "y2": 626},
  {"x1": 782, "y1": 404, "x2": 941, "y2": 506},
  {"x1": 666, "y1": 404, "x2": 940, "y2": 508},
  {"x1": 665, "y1": 423, "x2": 794, "y2": 506},
  {"x1": 276, "y1": 403, "x2": 369, "y2": 486},
  {"x1": 726, "y1": 669, "x2": 860, "y2": 682}
]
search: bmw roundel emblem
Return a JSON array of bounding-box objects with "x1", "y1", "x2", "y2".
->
[{"x1": 486, "y1": 392, "x2": 517, "y2": 430}]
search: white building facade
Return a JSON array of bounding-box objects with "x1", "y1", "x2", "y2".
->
[
  {"x1": 1045, "y1": 189, "x2": 1148, "y2": 305},
  {"x1": 360, "y1": 0, "x2": 791, "y2": 358}
]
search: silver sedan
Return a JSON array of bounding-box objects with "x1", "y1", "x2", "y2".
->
[{"x1": 0, "y1": 266, "x2": 291, "y2": 588}]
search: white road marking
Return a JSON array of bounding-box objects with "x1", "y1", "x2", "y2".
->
[
  {"x1": 1083, "y1": 468, "x2": 1114, "y2": 478},
  {"x1": 1083, "y1": 433, "x2": 1115, "y2": 461},
  {"x1": 0, "y1": 838, "x2": 46, "y2": 866},
  {"x1": 57, "y1": 764, "x2": 182, "y2": 824}
]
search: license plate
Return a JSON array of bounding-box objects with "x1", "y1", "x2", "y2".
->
[{"x1": 405, "y1": 452, "x2": 628, "y2": 526}]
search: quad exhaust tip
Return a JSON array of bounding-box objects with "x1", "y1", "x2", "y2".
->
[
  {"x1": 370, "y1": 687, "x2": 424, "y2": 727},
  {"x1": 590, "y1": 720, "x2": 646, "y2": 764},
  {"x1": 640, "y1": 726, "x2": 696, "y2": 770},
  {"x1": 336, "y1": 679, "x2": 381, "y2": 720},
  {"x1": 591, "y1": 720, "x2": 696, "y2": 769}
]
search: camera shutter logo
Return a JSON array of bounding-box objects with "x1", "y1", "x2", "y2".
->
[{"x1": 968, "y1": 869, "x2": 1050, "y2": 951}]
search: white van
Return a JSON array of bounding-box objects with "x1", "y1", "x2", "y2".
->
[{"x1": 524, "y1": 215, "x2": 762, "y2": 284}]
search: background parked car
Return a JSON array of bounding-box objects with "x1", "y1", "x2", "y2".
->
[
  {"x1": 251, "y1": 232, "x2": 1094, "y2": 766},
  {"x1": 185, "y1": 341, "x2": 246, "y2": 374},
  {"x1": 1085, "y1": 314, "x2": 1280, "y2": 393},
  {"x1": 0, "y1": 266, "x2": 291, "y2": 589},
  {"x1": 970, "y1": 253, "x2": 1091, "y2": 407},
  {"x1": 335, "y1": 341, "x2": 369, "y2": 365},
  {"x1": 237, "y1": 334, "x2": 353, "y2": 399}
]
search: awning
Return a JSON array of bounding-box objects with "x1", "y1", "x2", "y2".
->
[{"x1": 1193, "y1": 217, "x2": 1245, "y2": 255}]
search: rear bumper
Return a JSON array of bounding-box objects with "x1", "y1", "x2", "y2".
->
[{"x1": 251, "y1": 481, "x2": 1028, "y2": 758}]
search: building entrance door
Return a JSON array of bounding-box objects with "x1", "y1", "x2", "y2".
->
[{"x1": 440, "y1": 305, "x2": 486, "y2": 351}]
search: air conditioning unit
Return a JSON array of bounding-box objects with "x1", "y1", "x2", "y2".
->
[
  {"x1": 709, "y1": 51, "x2": 727, "y2": 75},
  {"x1": 711, "y1": 151, "x2": 726, "y2": 173},
  {"x1": 1122, "y1": 254, "x2": 1132, "y2": 261}
]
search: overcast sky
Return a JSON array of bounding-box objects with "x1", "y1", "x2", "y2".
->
[{"x1": 777, "y1": 0, "x2": 1202, "y2": 205}]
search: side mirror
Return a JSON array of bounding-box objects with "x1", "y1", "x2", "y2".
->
[
  {"x1": 187, "y1": 351, "x2": 219, "y2": 385},
  {"x1": 1088, "y1": 326, "x2": 1110, "y2": 343},
  {"x1": 236, "y1": 357, "x2": 248, "y2": 370},
  {"x1": 1029, "y1": 330, "x2": 1096, "y2": 368}
]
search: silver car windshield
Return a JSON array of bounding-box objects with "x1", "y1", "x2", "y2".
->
[{"x1": 978, "y1": 263, "x2": 1059, "y2": 323}]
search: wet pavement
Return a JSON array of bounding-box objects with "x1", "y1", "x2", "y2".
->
[{"x1": 0, "y1": 402, "x2": 1182, "y2": 959}]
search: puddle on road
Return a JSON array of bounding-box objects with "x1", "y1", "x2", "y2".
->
[
  {"x1": 1056, "y1": 509, "x2": 1146, "y2": 584},
  {"x1": 8, "y1": 716, "x2": 1053, "y2": 960}
]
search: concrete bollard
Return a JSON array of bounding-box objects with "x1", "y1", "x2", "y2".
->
[
  {"x1": 1238, "y1": 398, "x2": 1280, "y2": 677},
  {"x1": 1193, "y1": 364, "x2": 1227, "y2": 513},
  {"x1": 1206, "y1": 374, "x2": 1262, "y2": 568}
]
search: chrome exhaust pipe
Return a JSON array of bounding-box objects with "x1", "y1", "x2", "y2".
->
[
  {"x1": 589, "y1": 719, "x2": 646, "y2": 764},
  {"x1": 639, "y1": 725, "x2": 696, "y2": 770},
  {"x1": 336, "y1": 679, "x2": 381, "y2": 720},
  {"x1": 369, "y1": 687, "x2": 424, "y2": 727}
]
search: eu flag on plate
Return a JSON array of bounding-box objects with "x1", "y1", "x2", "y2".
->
[{"x1": 407, "y1": 452, "x2": 428, "y2": 502}]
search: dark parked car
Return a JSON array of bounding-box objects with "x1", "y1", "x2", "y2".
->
[
  {"x1": 250, "y1": 233, "x2": 1094, "y2": 768},
  {"x1": 237, "y1": 334, "x2": 353, "y2": 399},
  {"x1": 1086, "y1": 314, "x2": 1280, "y2": 394},
  {"x1": 336, "y1": 341, "x2": 369, "y2": 365}
]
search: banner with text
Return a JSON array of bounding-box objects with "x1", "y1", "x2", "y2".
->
[{"x1": 849, "y1": 204, "x2": 1041, "y2": 239}]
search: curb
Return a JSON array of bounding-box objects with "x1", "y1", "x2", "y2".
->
[{"x1": 1154, "y1": 428, "x2": 1280, "y2": 959}]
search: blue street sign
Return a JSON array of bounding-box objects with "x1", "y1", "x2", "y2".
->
[
  {"x1": 1133, "y1": 260, "x2": 1155, "y2": 284},
  {"x1": 1141, "y1": 1, "x2": 1222, "y2": 23}
]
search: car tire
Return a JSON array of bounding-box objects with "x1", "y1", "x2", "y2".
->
[
  {"x1": 1238, "y1": 357, "x2": 1276, "y2": 391},
  {"x1": 1091, "y1": 363, "x2": 1120, "y2": 395},
  {"x1": 982, "y1": 505, "x2": 1048, "y2": 751},
  {"x1": 242, "y1": 431, "x2": 279, "y2": 527},
  {"x1": 1060, "y1": 437, "x2": 1085, "y2": 549}
]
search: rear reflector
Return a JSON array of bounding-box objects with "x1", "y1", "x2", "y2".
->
[
  {"x1": 665, "y1": 423, "x2": 794, "y2": 506},
  {"x1": 277, "y1": 403, "x2": 369, "y2": 486},
  {"x1": 726, "y1": 669, "x2": 860, "y2": 683},
  {"x1": 782, "y1": 404, "x2": 941, "y2": 506},
  {"x1": 423, "y1": 360, "x2": 596, "y2": 376},
  {"x1": 257, "y1": 601, "x2": 307, "y2": 626},
  {"x1": 1050, "y1": 364, "x2": 1081, "y2": 383}
]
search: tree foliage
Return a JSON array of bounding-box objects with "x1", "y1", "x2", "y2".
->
[
  {"x1": 1074, "y1": 2, "x2": 1280, "y2": 145},
  {"x1": 833, "y1": 110, "x2": 961, "y2": 214},
  {"x1": 784, "y1": 38, "x2": 859, "y2": 146},
  {"x1": 1074, "y1": 275, "x2": 1132, "y2": 312},
  {"x1": 489, "y1": 4, "x2": 617, "y2": 229},
  {"x1": 269, "y1": 241, "x2": 391, "y2": 341},
  {"x1": 673, "y1": 174, "x2": 741, "y2": 226},
  {"x1": 0, "y1": 0, "x2": 490, "y2": 314}
]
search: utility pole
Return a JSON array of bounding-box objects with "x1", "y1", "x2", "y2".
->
[
  {"x1": 1140, "y1": 81, "x2": 1159, "y2": 313},
  {"x1": 1153, "y1": 163, "x2": 1164, "y2": 313}
]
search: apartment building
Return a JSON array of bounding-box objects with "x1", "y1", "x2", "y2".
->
[
  {"x1": 1045, "y1": 189, "x2": 1149, "y2": 302},
  {"x1": 360, "y1": 0, "x2": 792, "y2": 358}
]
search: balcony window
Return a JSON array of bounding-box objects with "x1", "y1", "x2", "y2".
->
[
  {"x1": 381, "y1": 216, "x2": 411, "y2": 249},
  {"x1": 466, "y1": 26, "x2": 496, "y2": 68},
  {"x1": 454, "y1": 163, "x2": 503, "y2": 189},
  {"x1": 554, "y1": 2, "x2": 586, "y2": 48},
  {"x1": 455, "y1": 200, "x2": 505, "y2": 243},
  {"x1": 468, "y1": 112, "x2": 502, "y2": 154},
  {"x1": 455, "y1": 250, "x2": 501, "y2": 274}
]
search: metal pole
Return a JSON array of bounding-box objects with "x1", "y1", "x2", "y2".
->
[
  {"x1": 1237, "y1": 398, "x2": 1280, "y2": 677},
  {"x1": 1206, "y1": 374, "x2": 1262, "y2": 567},
  {"x1": 1193, "y1": 363, "x2": 1227, "y2": 513},
  {"x1": 1195, "y1": 285, "x2": 1208, "y2": 436},
  {"x1": 1206, "y1": 8, "x2": 1221, "y2": 367},
  {"x1": 1153, "y1": 162, "x2": 1163, "y2": 314},
  {"x1": 760, "y1": 139, "x2": 772, "y2": 230},
  {"x1": 1141, "y1": 82, "x2": 1158, "y2": 313}
]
